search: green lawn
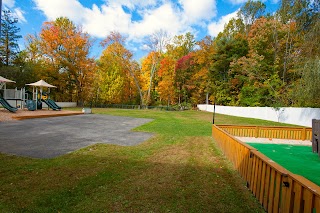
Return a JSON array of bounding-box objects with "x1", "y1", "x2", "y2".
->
[
  {"x1": 0, "y1": 108, "x2": 290, "y2": 212},
  {"x1": 248, "y1": 143, "x2": 320, "y2": 186}
]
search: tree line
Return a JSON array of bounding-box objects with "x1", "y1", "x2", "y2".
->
[{"x1": 0, "y1": 0, "x2": 319, "y2": 107}]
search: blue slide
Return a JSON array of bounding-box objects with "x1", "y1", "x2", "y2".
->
[
  {"x1": 48, "y1": 99, "x2": 62, "y2": 110},
  {"x1": 41, "y1": 99, "x2": 60, "y2": 110},
  {"x1": 0, "y1": 97, "x2": 18, "y2": 112}
]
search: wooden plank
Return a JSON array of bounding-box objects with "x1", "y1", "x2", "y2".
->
[
  {"x1": 250, "y1": 155, "x2": 257, "y2": 192},
  {"x1": 291, "y1": 174, "x2": 320, "y2": 195},
  {"x1": 281, "y1": 176, "x2": 293, "y2": 213},
  {"x1": 253, "y1": 156, "x2": 259, "y2": 196},
  {"x1": 268, "y1": 169, "x2": 276, "y2": 213},
  {"x1": 241, "y1": 147, "x2": 249, "y2": 178},
  {"x1": 314, "y1": 195, "x2": 320, "y2": 213},
  {"x1": 293, "y1": 182, "x2": 302, "y2": 213},
  {"x1": 246, "y1": 152, "x2": 253, "y2": 184},
  {"x1": 303, "y1": 189, "x2": 313, "y2": 213},
  {"x1": 263, "y1": 166, "x2": 271, "y2": 210},
  {"x1": 256, "y1": 159, "x2": 262, "y2": 199},
  {"x1": 259, "y1": 162, "x2": 267, "y2": 204},
  {"x1": 272, "y1": 172, "x2": 282, "y2": 213}
]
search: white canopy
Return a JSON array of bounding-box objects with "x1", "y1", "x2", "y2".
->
[
  {"x1": 26, "y1": 79, "x2": 56, "y2": 88},
  {"x1": 0, "y1": 76, "x2": 16, "y2": 83}
]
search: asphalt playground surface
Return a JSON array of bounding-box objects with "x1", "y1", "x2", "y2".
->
[{"x1": 0, "y1": 114, "x2": 153, "y2": 159}]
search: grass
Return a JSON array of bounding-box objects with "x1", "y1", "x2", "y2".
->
[
  {"x1": 0, "y1": 108, "x2": 292, "y2": 212},
  {"x1": 248, "y1": 143, "x2": 320, "y2": 186}
]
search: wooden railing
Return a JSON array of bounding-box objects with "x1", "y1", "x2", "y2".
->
[
  {"x1": 217, "y1": 125, "x2": 312, "y2": 141},
  {"x1": 212, "y1": 125, "x2": 320, "y2": 213}
]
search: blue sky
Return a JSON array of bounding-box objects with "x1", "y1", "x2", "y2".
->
[{"x1": 3, "y1": 0, "x2": 279, "y2": 60}]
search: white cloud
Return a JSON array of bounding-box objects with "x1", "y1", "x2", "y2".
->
[
  {"x1": 14, "y1": 8, "x2": 27, "y2": 23},
  {"x1": 180, "y1": 0, "x2": 217, "y2": 24},
  {"x1": 83, "y1": 4, "x2": 132, "y2": 37},
  {"x1": 2, "y1": 0, "x2": 27, "y2": 23},
  {"x1": 227, "y1": 0, "x2": 248, "y2": 4},
  {"x1": 32, "y1": 0, "x2": 87, "y2": 23},
  {"x1": 104, "y1": 0, "x2": 159, "y2": 10},
  {"x1": 32, "y1": 0, "x2": 219, "y2": 43},
  {"x1": 131, "y1": 3, "x2": 182, "y2": 38},
  {"x1": 207, "y1": 11, "x2": 238, "y2": 37},
  {"x1": 3, "y1": 0, "x2": 15, "y2": 8},
  {"x1": 227, "y1": 0, "x2": 269, "y2": 4}
]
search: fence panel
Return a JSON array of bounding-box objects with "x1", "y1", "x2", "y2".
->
[{"x1": 217, "y1": 125, "x2": 312, "y2": 141}]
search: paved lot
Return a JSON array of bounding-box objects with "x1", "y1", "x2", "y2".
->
[{"x1": 0, "y1": 114, "x2": 153, "y2": 158}]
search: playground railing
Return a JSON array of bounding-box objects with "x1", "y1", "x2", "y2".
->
[
  {"x1": 217, "y1": 125, "x2": 312, "y2": 141},
  {"x1": 212, "y1": 124, "x2": 320, "y2": 213}
]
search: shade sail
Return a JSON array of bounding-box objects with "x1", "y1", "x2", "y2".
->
[
  {"x1": 0, "y1": 76, "x2": 16, "y2": 83},
  {"x1": 26, "y1": 79, "x2": 56, "y2": 88}
]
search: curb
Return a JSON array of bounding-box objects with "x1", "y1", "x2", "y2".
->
[{"x1": 12, "y1": 112, "x2": 84, "y2": 120}]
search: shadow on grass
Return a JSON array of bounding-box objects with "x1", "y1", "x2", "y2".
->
[{"x1": 0, "y1": 138, "x2": 264, "y2": 213}]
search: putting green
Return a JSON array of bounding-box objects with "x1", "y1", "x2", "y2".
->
[{"x1": 247, "y1": 143, "x2": 320, "y2": 186}]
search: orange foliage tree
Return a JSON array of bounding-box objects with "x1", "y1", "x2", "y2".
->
[
  {"x1": 157, "y1": 56, "x2": 176, "y2": 105},
  {"x1": 26, "y1": 17, "x2": 95, "y2": 105}
]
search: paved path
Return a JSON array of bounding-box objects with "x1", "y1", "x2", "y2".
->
[{"x1": 0, "y1": 114, "x2": 153, "y2": 158}]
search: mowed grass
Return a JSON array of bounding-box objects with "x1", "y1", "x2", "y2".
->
[
  {"x1": 0, "y1": 108, "x2": 290, "y2": 212},
  {"x1": 248, "y1": 144, "x2": 320, "y2": 186}
]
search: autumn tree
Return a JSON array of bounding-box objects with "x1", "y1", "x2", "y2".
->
[
  {"x1": 175, "y1": 53, "x2": 195, "y2": 105},
  {"x1": 157, "y1": 56, "x2": 176, "y2": 106},
  {"x1": 143, "y1": 30, "x2": 169, "y2": 105},
  {"x1": 192, "y1": 36, "x2": 215, "y2": 105},
  {"x1": 140, "y1": 52, "x2": 160, "y2": 105},
  {"x1": 99, "y1": 32, "x2": 142, "y2": 105},
  {"x1": 26, "y1": 17, "x2": 95, "y2": 105}
]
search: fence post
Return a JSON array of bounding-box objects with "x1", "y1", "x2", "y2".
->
[
  {"x1": 255, "y1": 126, "x2": 259, "y2": 138},
  {"x1": 301, "y1": 128, "x2": 306, "y2": 141}
]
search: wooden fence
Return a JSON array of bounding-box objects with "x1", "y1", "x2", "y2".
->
[
  {"x1": 217, "y1": 125, "x2": 312, "y2": 141},
  {"x1": 212, "y1": 125, "x2": 320, "y2": 213}
]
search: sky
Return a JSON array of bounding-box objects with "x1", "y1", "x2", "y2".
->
[{"x1": 3, "y1": 0, "x2": 280, "y2": 60}]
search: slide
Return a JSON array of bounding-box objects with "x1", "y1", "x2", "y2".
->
[
  {"x1": 48, "y1": 99, "x2": 62, "y2": 110},
  {"x1": 41, "y1": 99, "x2": 60, "y2": 110},
  {"x1": 0, "y1": 97, "x2": 18, "y2": 112}
]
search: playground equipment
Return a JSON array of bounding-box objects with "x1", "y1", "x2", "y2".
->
[
  {"x1": 26, "y1": 79, "x2": 60, "y2": 110},
  {"x1": 0, "y1": 76, "x2": 20, "y2": 112},
  {"x1": 0, "y1": 97, "x2": 17, "y2": 112},
  {"x1": 41, "y1": 99, "x2": 61, "y2": 110}
]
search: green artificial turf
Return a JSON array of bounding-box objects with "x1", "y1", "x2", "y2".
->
[{"x1": 248, "y1": 143, "x2": 320, "y2": 186}]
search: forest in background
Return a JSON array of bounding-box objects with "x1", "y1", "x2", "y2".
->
[{"x1": 0, "y1": 0, "x2": 319, "y2": 108}]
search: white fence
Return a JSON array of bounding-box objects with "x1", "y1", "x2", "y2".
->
[
  {"x1": 197, "y1": 104, "x2": 320, "y2": 127},
  {"x1": 43, "y1": 102, "x2": 77, "y2": 108},
  {"x1": 5, "y1": 100, "x2": 77, "y2": 108}
]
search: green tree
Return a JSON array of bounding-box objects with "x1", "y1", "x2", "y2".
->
[
  {"x1": 0, "y1": 10, "x2": 22, "y2": 66},
  {"x1": 210, "y1": 34, "x2": 249, "y2": 105},
  {"x1": 237, "y1": 0, "x2": 266, "y2": 35}
]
